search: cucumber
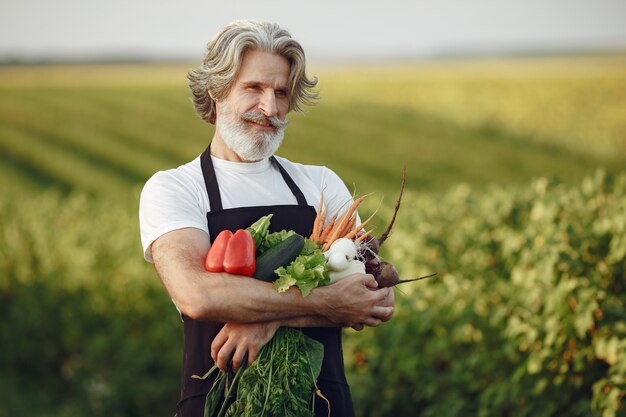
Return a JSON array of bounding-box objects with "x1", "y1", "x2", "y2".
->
[{"x1": 253, "y1": 234, "x2": 305, "y2": 282}]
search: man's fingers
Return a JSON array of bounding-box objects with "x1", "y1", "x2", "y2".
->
[
  {"x1": 211, "y1": 329, "x2": 229, "y2": 363},
  {"x1": 362, "y1": 274, "x2": 378, "y2": 289},
  {"x1": 372, "y1": 305, "x2": 394, "y2": 321},
  {"x1": 363, "y1": 317, "x2": 382, "y2": 327},
  {"x1": 216, "y1": 340, "x2": 234, "y2": 372},
  {"x1": 247, "y1": 346, "x2": 260, "y2": 366},
  {"x1": 231, "y1": 345, "x2": 246, "y2": 372},
  {"x1": 351, "y1": 323, "x2": 365, "y2": 331},
  {"x1": 374, "y1": 287, "x2": 393, "y2": 304}
]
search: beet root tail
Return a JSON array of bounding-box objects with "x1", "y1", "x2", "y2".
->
[
  {"x1": 395, "y1": 272, "x2": 438, "y2": 285},
  {"x1": 378, "y1": 168, "x2": 406, "y2": 247}
]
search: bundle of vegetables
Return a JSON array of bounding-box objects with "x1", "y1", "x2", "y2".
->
[
  {"x1": 192, "y1": 326, "x2": 324, "y2": 417},
  {"x1": 194, "y1": 214, "x2": 330, "y2": 417},
  {"x1": 195, "y1": 172, "x2": 435, "y2": 416},
  {"x1": 309, "y1": 170, "x2": 436, "y2": 288}
]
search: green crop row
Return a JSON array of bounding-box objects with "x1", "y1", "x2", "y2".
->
[{"x1": 1, "y1": 58, "x2": 625, "y2": 200}]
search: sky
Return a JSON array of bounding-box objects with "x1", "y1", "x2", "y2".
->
[{"x1": 1, "y1": 0, "x2": 626, "y2": 63}]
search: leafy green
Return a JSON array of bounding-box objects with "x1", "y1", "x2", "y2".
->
[
  {"x1": 246, "y1": 214, "x2": 273, "y2": 250},
  {"x1": 260, "y1": 229, "x2": 296, "y2": 253},
  {"x1": 204, "y1": 371, "x2": 227, "y2": 417},
  {"x1": 274, "y1": 250, "x2": 330, "y2": 297},
  {"x1": 304, "y1": 334, "x2": 325, "y2": 381},
  {"x1": 301, "y1": 237, "x2": 322, "y2": 256},
  {"x1": 225, "y1": 328, "x2": 324, "y2": 417}
]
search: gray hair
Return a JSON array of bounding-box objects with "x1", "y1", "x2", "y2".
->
[{"x1": 188, "y1": 20, "x2": 318, "y2": 124}]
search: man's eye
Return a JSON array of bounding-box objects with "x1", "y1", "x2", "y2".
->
[
  {"x1": 275, "y1": 90, "x2": 288, "y2": 98},
  {"x1": 246, "y1": 85, "x2": 261, "y2": 92}
]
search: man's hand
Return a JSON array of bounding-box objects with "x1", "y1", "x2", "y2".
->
[
  {"x1": 211, "y1": 321, "x2": 281, "y2": 372},
  {"x1": 314, "y1": 273, "x2": 395, "y2": 329},
  {"x1": 352, "y1": 282, "x2": 395, "y2": 331}
]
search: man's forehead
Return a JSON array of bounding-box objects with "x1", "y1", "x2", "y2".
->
[{"x1": 236, "y1": 50, "x2": 290, "y2": 86}]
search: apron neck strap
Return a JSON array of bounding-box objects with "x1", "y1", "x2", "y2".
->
[
  {"x1": 269, "y1": 156, "x2": 308, "y2": 206},
  {"x1": 200, "y1": 145, "x2": 308, "y2": 211},
  {"x1": 200, "y1": 146, "x2": 223, "y2": 211}
]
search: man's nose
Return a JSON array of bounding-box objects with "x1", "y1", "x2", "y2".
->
[{"x1": 258, "y1": 90, "x2": 278, "y2": 117}]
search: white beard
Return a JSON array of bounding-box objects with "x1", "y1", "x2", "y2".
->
[{"x1": 216, "y1": 101, "x2": 287, "y2": 162}]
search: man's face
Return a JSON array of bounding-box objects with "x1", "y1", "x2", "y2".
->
[{"x1": 215, "y1": 49, "x2": 291, "y2": 161}]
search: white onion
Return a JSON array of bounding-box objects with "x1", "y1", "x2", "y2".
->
[
  {"x1": 327, "y1": 251, "x2": 349, "y2": 272},
  {"x1": 329, "y1": 260, "x2": 366, "y2": 283},
  {"x1": 328, "y1": 238, "x2": 358, "y2": 260}
]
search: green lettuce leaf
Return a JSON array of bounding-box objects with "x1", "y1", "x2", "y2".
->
[
  {"x1": 261, "y1": 229, "x2": 296, "y2": 252},
  {"x1": 273, "y1": 249, "x2": 329, "y2": 297},
  {"x1": 246, "y1": 214, "x2": 273, "y2": 249}
]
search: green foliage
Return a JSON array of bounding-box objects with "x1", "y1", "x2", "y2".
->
[
  {"x1": 1, "y1": 61, "x2": 625, "y2": 416},
  {"x1": 0, "y1": 191, "x2": 181, "y2": 417},
  {"x1": 274, "y1": 246, "x2": 330, "y2": 296},
  {"x1": 226, "y1": 328, "x2": 324, "y2": 417},
  {"x1": 345, "y1": 170, "x2": 626, "y2": 417}
]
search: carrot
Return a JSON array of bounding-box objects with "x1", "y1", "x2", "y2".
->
[
  {"x1": 356, "y1": 229, "x2": 373, "y2": 242},
  {"x1": 340, "y1": 215, "x2": 357, "y2": 239},
  {"x1": 344, "y1": 211, "x2": 376, "y2": 240},
  {"x1": 319, "y1": 212, "x2": 338, "y2": 243},
  {"x1": 323, "y1": 194, "x2": 371, "y2": 251},
  {"x1": 310, "y1": 193, "x2": 325, "y2": 242}
]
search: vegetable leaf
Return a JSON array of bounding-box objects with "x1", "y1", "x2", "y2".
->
[
  {"x1": 246, "y1": 214, "x2": 273, "y2": 249},
  {"x1": 274, "y1": 250, "x2": 329, "y2": 297},
  {"x1": 304, "y1": 335, "x2": 324, "y2": 380},
  {"x1": 261, "y1": 229, "x2": 296, "y2": 252},
  {"x1": 273, "y1": 272, "x2": 297, "y2": 293}
]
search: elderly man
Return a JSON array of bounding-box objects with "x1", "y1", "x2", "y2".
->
[{"x1": 139, "y1": 20, "x2": 394, "y2": 417}]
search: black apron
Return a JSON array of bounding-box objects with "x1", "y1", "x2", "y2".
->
[{"x1": 176, "y1": 147, "x2": 355, "y2": 417}]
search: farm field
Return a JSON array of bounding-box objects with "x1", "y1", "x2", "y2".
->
[
  {"x1": 0, "y1": 55, "x2": 625, "y2": 198},
  {"x1": 0, "y1": 56, "x2": 625, "y2": 417}
]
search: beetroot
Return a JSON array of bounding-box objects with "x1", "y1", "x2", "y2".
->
[
  {"x1": 359, "y1": 169, "x2": 436, "y2": 287},
  {"x1": 366, "y1": 259, "x2": 437, "y2": 288}
]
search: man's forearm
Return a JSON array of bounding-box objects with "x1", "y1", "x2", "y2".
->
[
  {"x1": 159, "y1": 259, "x2": 323, "y2": 323},
  {"x1": 152, "y1": 227, "x2": 393, "y2": 327},
  {"x1": 278, "y1": 315, "x2": 340, "y2": 328}
]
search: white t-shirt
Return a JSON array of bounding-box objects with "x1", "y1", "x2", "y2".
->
[{"x1": 139, "y1": 153, "x2": 356, "y2": 263}]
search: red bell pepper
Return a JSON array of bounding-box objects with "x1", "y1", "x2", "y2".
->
[
  {"x1": 204, "y1": 229, "x2": 256, "y2": 277},
  {"x1": 223, "y1": 229, "x2": 256, "y2": 276},
  {"x1": 205, "y1": 230, "x2": 233, "y2": 273}
]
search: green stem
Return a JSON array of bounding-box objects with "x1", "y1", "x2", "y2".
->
[
  {"x1": 261, "y1": 336, "x2": 279, "y2": 414},
  {"x1": 191, "y1": 363, "x2": 219, "y2": 380},
  {"x1": 216, "y1": 354, "x2": 248, "y2": 417}
]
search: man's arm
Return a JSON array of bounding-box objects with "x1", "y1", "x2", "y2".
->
[
  {"x1": 210, "y1": 300, "x2": 395, "y2": 372},
  {"x1": 151, "y1": 227, "x2": 394, "y2": 326}
]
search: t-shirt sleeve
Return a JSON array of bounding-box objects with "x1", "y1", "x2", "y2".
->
[{"x1": 139, "y1": 170, "x2": 209, "y2": 263}]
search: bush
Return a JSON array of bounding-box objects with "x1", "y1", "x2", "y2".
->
[
  {"x1": 0, "y1": 191, "x2": 182, "y2": 417},
  {"x1": 345, "y1": 170, "x2": 626, "y2": 417}
]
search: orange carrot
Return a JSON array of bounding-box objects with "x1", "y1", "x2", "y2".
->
[
  {"x1": 340, "y1": 215, "x2": 357, "y2": 239},
  {"x1": 319, "y1": 212, "x2": 338, "y2": 243},
  {"x1": 323, "y1": 194, "x2": 371, "y2": 251},
  {"x1": 310, "y1": 193, "x2": 325, "y2": 241},
  {"x1": 344, "y1": 212, "x2": 376, "y2": 240},
  {"x1": 356, "y1": 229, "x2": 373, "y2": 242}
]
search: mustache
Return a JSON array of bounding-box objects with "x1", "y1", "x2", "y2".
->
[{"x1": 240, "y1": 110, "x2": 289, "y2": 129}]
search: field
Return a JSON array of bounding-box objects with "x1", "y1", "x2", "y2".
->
[{"x1": 0, "y1": 56, "x2": 625, "y2": 416}]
